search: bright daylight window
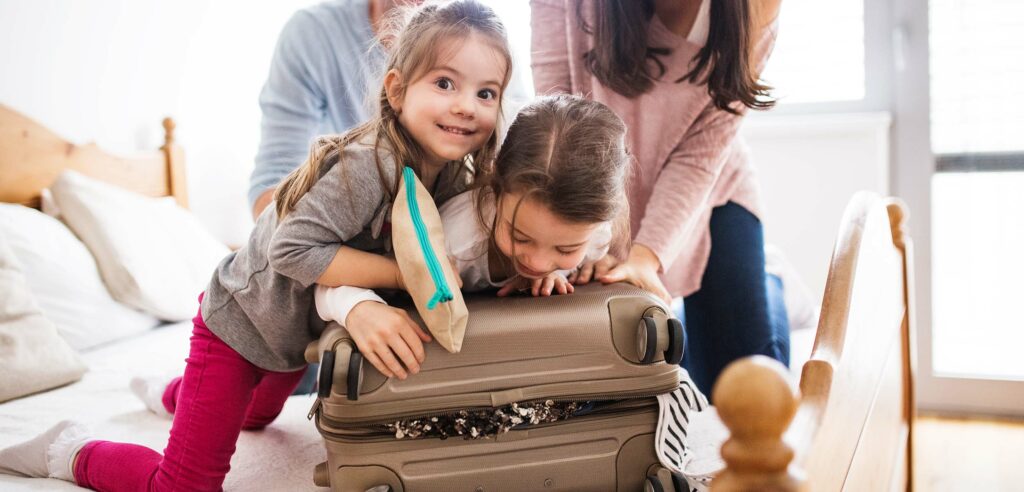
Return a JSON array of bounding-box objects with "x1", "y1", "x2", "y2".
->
[
  {"x1": 930, "y1": 0, "x2": 1024, "y2": 379},
  {"x1": 761, "y1": 0, "x2": 865, "y2": 105}
]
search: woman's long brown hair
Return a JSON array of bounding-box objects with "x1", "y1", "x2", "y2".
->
[{"x1": 577, "y1": 0, "x2": 775, "y2": 114}]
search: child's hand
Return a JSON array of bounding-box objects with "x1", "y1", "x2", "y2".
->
[
  {"x1": 496, "y1": 273, "x2": 574, "y2": 297},
  {"x1": 345, "y1": 301, "x2": 432, "y2": 380},
  {"x1": 568, "y1": 254, "x2": 619, "y2": 285}
]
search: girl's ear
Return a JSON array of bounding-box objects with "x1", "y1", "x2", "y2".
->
[{"x1": 384, "y1": 69, "x2": 404, "y2": 113}]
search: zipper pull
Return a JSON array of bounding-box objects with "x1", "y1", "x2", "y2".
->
[{"x1": 307, "y1": 398, "x2": 322, "y2": 421}]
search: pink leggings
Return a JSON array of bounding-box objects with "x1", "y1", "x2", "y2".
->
[{"x1": 73, "y1": 299, "x2": 306, "y2": 491}]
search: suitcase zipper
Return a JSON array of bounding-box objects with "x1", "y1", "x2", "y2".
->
[
  {"x1": 315, "y1": 394, "x2": 661, "y2": 442},
  {"x1": 310, "y1": 370, "x2": 679, "y2": 425}
]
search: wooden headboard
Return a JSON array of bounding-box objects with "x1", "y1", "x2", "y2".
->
[{"x1": 0, "y1": 104, "x2": 187, "y2": 209}]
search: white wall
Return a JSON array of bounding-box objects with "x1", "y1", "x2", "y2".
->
[
  {"x1": 0, "y1": 0, "x2": 317, "y2": 246},
  {"x1": 742, "y1": 112, "x2": 892, "y2": 299}
]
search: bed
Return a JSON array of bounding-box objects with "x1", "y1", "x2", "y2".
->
[
  {"x1": 0, "y1": 104, "x2": 913, "y2": 491},
  {"x1": 0, "y1": 104, "x2": 326, "y2": 491}
]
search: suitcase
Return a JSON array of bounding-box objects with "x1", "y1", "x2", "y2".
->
[{"x1": 304, "y1": 283, "x2": 686, "y2": 492}]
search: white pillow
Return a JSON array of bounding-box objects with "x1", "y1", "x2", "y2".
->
[
  {"x1": 0, "y1": 235, "x2": 87, "y2": 402},
  {"x1": 0, "y1": 203, "x2": 160, "y2": 350},
  {"x1": 49, "y1": 170, "x2": 230, "y2": 321}
]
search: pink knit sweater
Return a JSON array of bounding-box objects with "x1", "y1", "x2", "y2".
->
[{"x1": 530, "y1": 0, "x2": 779, "y2": 297}]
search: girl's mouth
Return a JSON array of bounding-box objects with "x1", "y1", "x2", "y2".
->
[{"x1": 438, "y1": 124, "x2": 474, "y2": 136}]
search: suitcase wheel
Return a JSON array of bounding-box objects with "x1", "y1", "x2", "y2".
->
[
  {"x1": 644, "y1": 475, "x2": 667, "y2": 492},
  {"x1": 346, "y1": 349, "x2": 364, "y2": 401},
  {"x1": 316, "y1": 343, "x2": 364, "y2": 401},
  {"x1": 637, "y1": 316, "x2": 659, "y2": 364},
  {"x1": 644, "y1": 465, "x2": 677, "y2": 492},
  {"x1": 664, "y1": 318, "x2": 685, "y2": 366},
  {"x1": 317, "y1": 350, "x2": 336, "y2": 399}
]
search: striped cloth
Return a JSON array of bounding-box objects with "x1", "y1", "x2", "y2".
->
[{"x1": 655, "y1": 370, "x2": 728, "y2": 491}]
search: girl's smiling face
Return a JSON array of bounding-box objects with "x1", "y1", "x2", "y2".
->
[
  {"x1": 387, "y1": 32, "x2": 507, "y2": 169},
  {"x1": 494, "y1": 192, "x2": 601, "y2": 279}
]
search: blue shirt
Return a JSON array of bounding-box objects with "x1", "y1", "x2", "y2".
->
[{"x1": 250, "y1": 0, "x2": 384, "y2": 208}]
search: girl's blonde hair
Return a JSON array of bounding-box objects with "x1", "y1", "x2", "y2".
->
[
  {"x1": 477, "y1": 94, "x2": 632, "y2": 259},
  {"x1": 274, "y1": 0, "x2": 513, "y2": 220}
]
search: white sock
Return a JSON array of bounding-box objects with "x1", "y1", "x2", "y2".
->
[
  {"x1": 0, "y1": 420, "x2": 90, "y2": 481},
  {"x1": 130, "y1": 375, "x2": 174, "y2": 419}
]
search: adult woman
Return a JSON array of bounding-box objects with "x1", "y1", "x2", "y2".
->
[{"x1": 531, "y1": 0, "x2": 789, "y2": 394}]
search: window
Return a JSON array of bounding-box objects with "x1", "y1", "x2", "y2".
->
[{"x1": 762, "y1": 0, "x2": 866, "y2": 106}]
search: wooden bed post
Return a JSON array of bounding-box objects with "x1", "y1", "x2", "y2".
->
[
  {"x1": 711, "y1": 356, "x2": 804, "y2": 492},
  {"x1": 886, "y1": 199, "x2": 916, "y2": 492},
  {"x1": 161, "y1": 117, "x2": 189, "y2": 209}
]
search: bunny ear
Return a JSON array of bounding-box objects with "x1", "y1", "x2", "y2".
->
[{"x1": 391, "y1": 167, "x2": 468, "y2": 353}]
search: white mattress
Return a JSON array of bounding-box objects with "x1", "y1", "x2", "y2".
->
[{"x1": 0, "y1": 322, "x2": 328, "y2": 491}]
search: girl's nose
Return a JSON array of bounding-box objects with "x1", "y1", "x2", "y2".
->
[
  {"x1": 451, "y1": 93, "x2": 475, "y2": 118},
  {"x1": 521, "y1": 255, "x2": 552, "y2": 274}
]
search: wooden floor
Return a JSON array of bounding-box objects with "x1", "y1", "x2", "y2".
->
[{"x1": 914, "y1": 414, "x2": 1024, "y2": 491}]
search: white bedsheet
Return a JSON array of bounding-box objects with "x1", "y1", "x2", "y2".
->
[{"x1": 0, "y1": 321, "x2": 327, "y2": 491}]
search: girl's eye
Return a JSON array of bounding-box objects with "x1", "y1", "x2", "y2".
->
[
  {"x1": 435, "y1": 77, "x2": 454, "y2": 91},
  {"x1": 557, "y1": 249, "x2": 580, "y2": 256},
  {"x1": 513, "y1": 237, "x2": 530, "y2": 245},
  {"x1": 477, "y1": 88, "x2": 497, "y2": 100}
]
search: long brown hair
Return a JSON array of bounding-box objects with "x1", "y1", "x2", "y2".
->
[
  {"x1": 577, "y1": 0, "x2": 774, "y2": 114},
  {"x1": 476, "y1": 94, "x2": 632, "y2": 259},
  {"x1": 274, "y1": 0, "x2": 513, "y2": 219}
]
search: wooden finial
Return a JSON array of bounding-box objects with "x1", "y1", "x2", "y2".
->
[
  {"x1": 711, "y1": 356, "x2": 802, "y2": 492},
  {"x1": 162, "y1": 117, "x2": 176, "y2": 147},
  {"x1": 885, "y1": 198, "x2": 909, "y2": 249}
]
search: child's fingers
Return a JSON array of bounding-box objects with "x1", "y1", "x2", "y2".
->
[
  {"x1": 388, "y1": 335, "x2": 420, "y2": 375},
  {"x1": 496, "y1": 283, "x2": 516, "y2": 297},
  {"x1": 362, "y1": 351, "x2": 395, "y2": 379},
  {"x1": 531, "y1": 278, "x2": 543, "y2": 297},
  {"x1": 377, "y1": 348, "x2": 408, "y2": 380},
  {"x1": 542, "y1": 276, "x2": 555, "y2": 296},
  {"x1": 576, "y1": 262, "x2": 595, "y2": 284},
  {"x1": 399, "y1": 310, "x2": 432, "y2": 343},
  {"x1": 397, "y1": 321, "x2": 427, "y2": 363}
]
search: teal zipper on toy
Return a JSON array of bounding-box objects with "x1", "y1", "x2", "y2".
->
[{"x1": 403, "y1": 166, "x2": 453, "y2": 309}]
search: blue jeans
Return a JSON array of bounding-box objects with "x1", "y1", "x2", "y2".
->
[
  {"x1": 679, "y1": 202, "x2": 790, "y2": 398},
  {"x1": 292, "y1": 363, "x2": 319, "y2": 395}
]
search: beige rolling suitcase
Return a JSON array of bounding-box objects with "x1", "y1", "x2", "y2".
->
[{"x1": 305, "y1": 283, "x2": 686, "y2": 492}]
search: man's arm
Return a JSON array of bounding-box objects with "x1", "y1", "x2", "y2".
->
[
  {"x1": 252, "y1": 188, "x2": 276, "y2": 219},
  {"x1": 250, "y1": 10, "x2": 331, "y2": 218}
]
